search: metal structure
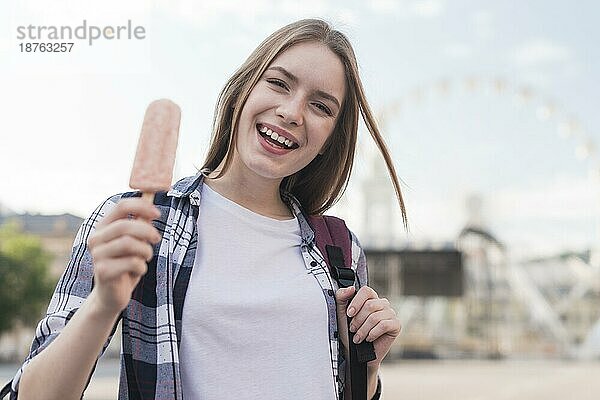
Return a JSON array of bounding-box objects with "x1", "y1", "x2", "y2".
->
[{"x1": 356, "y1": 77, "x2": 600, "y2": 359}]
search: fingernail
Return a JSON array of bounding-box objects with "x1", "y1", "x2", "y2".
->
[
  {"x1": 347, "y1": 307, "x2": 356, "y2": 317},
  {"x1": 353, "y1": 334, "x2": 361, "y2": 344},
  {"x1": 350, "y1": 324, "x2": 356, "y2": 332}
]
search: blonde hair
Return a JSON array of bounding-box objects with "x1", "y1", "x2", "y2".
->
[{"x1": 202, "y1": 18, "x2": 407, "y2": 228}]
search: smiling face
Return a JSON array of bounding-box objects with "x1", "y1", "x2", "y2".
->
[{"x1": 231, "y1": 41, "x2": 347, "y2": 183}]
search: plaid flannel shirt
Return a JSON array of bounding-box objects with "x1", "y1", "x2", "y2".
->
[{"x1": 8, "y1": 171, "x2": 381, "y2": 399}]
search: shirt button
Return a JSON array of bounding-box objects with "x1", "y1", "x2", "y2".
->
[
  {"x1": 310, "y1": 261, "x2": 317, "y2": 267},
  {"x1": 334, "y1": 330, "x2": 338, "y2": 338},
  {"x1": 328, "y1": 289, "x2": 334, "y2": 296}
]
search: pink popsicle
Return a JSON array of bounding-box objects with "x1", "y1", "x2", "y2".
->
[{"x1": 129, "y1": 99, "x2": 181, "y2": 198}]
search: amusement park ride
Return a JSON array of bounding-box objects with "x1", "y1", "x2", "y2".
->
[{"x1": 336, "y1": 76, "x2": 600, "y2": 360}]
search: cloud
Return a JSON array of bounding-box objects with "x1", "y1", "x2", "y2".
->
[
  {"x1": 341, "y1": 173, "x2": 600, "y2": 257},
  {"x1": 336, "y1": 9, "x2": 359, "y2": 26},
  {"x1": 471, "y1": 10, "x2": 494, "y2": 40},
  {"x1": 512, "y1": 39, "x2": 572, "y2": 67},
  {"x1": 160, "y1": 0, "x2": 341, "y2": 27},
  {"x1": 411, "y1": 0, "x2": 445, "y2": 18},
  {"x1": 491, "y1": 174, "x2": 598, "y2": 219},
  {"x1": 487, "y1": 174, "x2": 598, "y2": 257},
  {"x1": 158, "y1": 0, "x2": 268, "y2": 26},
  {"x1": 8, "y1": 0, "x2": 353, "y2": 35},
  {"x1": 368, "y1": 0, "x2": 402, "y2": 14},
  {"x1": 10, "y1": 0, "x2": 152, "y2": 24},
  {"x1": 443, "y1": 42, "x2": 472, "y2": 59},
  {"x1": 368, "y1": 0, "x2": 445, "y2": 18}
]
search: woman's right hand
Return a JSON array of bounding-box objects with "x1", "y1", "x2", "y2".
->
[{"x1": 87, "y1": 198, "x2": 161, "y2": 317}]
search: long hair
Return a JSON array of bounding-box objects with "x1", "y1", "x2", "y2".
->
[{"x1": 201, "y1": 18, "x2": 407, "y2": 228}]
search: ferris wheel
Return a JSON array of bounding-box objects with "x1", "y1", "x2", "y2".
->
[
  {"x1": 358, "y1": 77, "x2": 600, "y2": 358},
  {"x1": 354, "y1": 75, "x2": 600, "y2": 258},
  {"x1": 376, "y1": 76, "x2": 598, "y2": 175}
]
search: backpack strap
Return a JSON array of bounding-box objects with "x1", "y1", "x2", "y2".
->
[
  {"x1": 307, "y1": 215, "x2": 377, "y2": 400},
  {"x1": 308, "y1": 214, "x2": 352, "y2": 272}
]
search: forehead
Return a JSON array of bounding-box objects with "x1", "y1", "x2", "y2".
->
[{"x1": 268, "y1": 42, "x2": 346, "y2": 101}]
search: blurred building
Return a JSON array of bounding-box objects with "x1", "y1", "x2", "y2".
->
[
  {"x1": 361, "y1": 193, "x2": 600, "y2": 360},
  {"x1": 0, "y1": 212, "x2": 84, "y2": 276},
  {"x1": 0, "y1": 211, "x2": 85, "y2": 361}
]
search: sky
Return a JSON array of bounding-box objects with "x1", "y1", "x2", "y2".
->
[{"x1": 1, "y1": 0, "x2": 599, "y2": 259}]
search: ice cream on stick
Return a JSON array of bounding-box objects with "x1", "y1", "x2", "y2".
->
[{"x1": 129, "y1": 99, "x2": 181, "y2": 203}]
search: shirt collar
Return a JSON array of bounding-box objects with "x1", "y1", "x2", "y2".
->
[
  {"x1": 167, "y1": 169, "x2": 207, "y2": 199},
  {"x1": 167, "y1": 170, "x2": 315, "y2": 244}
]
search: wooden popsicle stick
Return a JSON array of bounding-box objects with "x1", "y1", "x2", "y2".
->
[{"x1": 141, "y1": 191, "x2": 155, "y2": 203}]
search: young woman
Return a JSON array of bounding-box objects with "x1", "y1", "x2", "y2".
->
[{"x1": 9, "y1": 18, "x2": 406, "y2": 400}]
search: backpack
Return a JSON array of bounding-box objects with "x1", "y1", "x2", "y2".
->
[{"x1": 308, "y1": 215, "x2": 378, "y2": 400}]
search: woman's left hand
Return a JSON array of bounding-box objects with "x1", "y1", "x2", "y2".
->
[{"x1": 335, "y1": 286, "x2": 401, "y2": 369}]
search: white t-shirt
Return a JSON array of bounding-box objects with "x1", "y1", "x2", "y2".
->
[{"x1": 180, "y1": 183, "x2": 337, "y2": 399}]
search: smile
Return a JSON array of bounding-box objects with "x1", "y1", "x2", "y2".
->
[{"x1": 256, "y1": 123, "x2": 299, "y2": 149}]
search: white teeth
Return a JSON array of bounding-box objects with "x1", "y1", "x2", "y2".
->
[{"x1": 259, "y1": 125, "x2": 296, "y2": 148}]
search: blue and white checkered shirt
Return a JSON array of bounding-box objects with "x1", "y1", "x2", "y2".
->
[{"x1": 9, "y1": 171, "x2": 377, "y2": 399}]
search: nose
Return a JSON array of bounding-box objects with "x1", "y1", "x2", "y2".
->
[{"x1": 276, "y1": 97, "x2": 304, "y2": 126}]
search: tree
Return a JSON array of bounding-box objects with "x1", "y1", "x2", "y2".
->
[{"x1": 0, "y1": 223, "x2": 55, "y2": 334}]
